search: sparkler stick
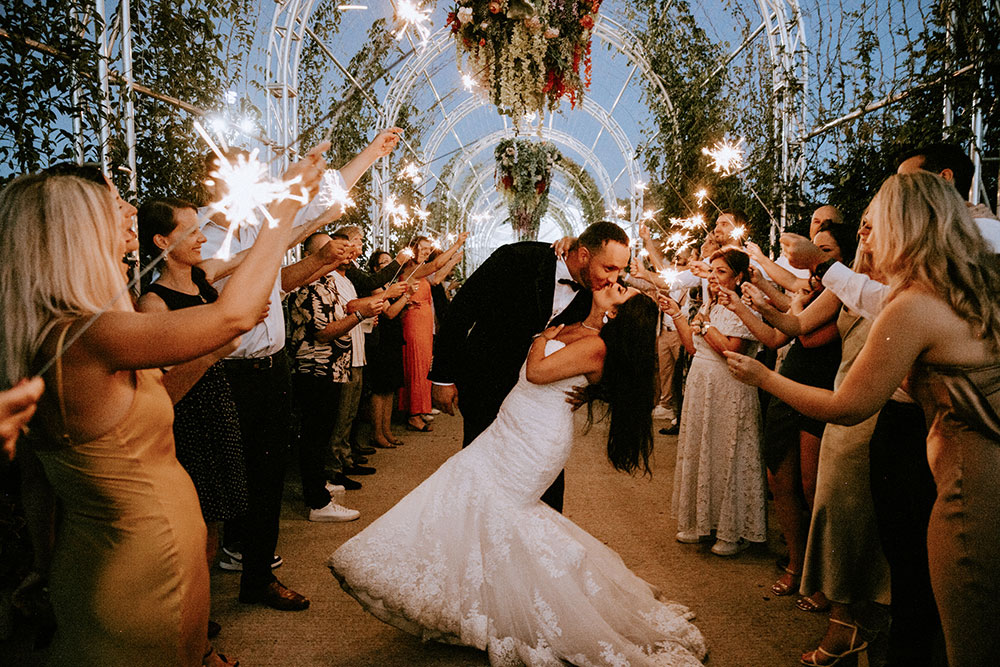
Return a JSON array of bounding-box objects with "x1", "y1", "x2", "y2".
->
[{"x1": 388, "y1": 246, "x2": 415, "y2": 282}]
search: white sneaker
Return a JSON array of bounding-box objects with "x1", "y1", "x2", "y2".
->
[
  {"x1": 429, "y1": 408, "x2": 441, "y2": 415},
  {"x1": 711, "y1": 538, "x2": 751, "y2": 556},
  {"x1": 309, "y1": 502, "x2": 360, "y2": 523},
  {"x1": 652, "y1": 406, "x2": 674, "y2": 420},
  {"x1": 675, "y1": 531, "x2": 703, "y2": 544}
]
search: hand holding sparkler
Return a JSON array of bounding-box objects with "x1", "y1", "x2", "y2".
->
[
  {"x1": 316, "y1": 237, "x2": 353, "y2": 267},
  {"x1": 744, "y1": 240, "x2": 765, "y2": 262},
  {"x1": 740, "y1": 282, "x2": 772, "y2": 314},
  {"x1": 2, "y1": 377, "x2": 44, "y2": 461},
  {"x1": 657, "y1": 293, "x2": 683, "y2": 319},
  {"x1": 779, "y1": 232, "x2": 828, "y2": 272},
  {"x1": 715, "y1": 285, "x2": 742, "y2": 312},
  {"x1": 371, "y1": 127, "x2": 404, "y2": 158}
]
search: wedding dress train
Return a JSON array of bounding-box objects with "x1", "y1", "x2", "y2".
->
[{"x1": 329, "y1": 340, "x2": 707, "y2": 666}]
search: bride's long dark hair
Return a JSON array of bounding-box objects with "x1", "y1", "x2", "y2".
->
[{"x1": 587, "y1": 291, "x2": 659, "y2": 475}]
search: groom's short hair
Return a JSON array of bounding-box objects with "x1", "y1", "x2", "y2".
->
[{"x1": 572, "y1": 221, "x2": 629, "y2": 253}]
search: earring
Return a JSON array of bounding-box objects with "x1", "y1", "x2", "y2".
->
[{"x1": 602, "y1": 312, "x2": 609, "y2": 324}]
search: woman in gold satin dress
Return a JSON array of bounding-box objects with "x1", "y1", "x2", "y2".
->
[
  {"x1": 726, "y1": 171, "x2": 1000, "y2": 667},
  {"x1": 0, "y1": 154, "x2": 327, "y2": 665}
]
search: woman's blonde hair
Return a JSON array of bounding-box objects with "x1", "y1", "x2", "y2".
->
[
  {"x1": 867, "y1": 171, "x2": 1000, "y2": 350},
  {"x1": 0, "y1": 172, "x2": 133, "y2": 386}
]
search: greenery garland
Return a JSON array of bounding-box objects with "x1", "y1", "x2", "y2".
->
[
  {"x1": 446, "y1": 0, "x2": 601, "y2": 119},
  {"x1": 495, "y1": 138, "x2": 560, "y2": 240}
]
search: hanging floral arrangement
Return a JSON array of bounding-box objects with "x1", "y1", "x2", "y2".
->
[
  {"x1": 446, "y1": 0, "x2": 602, "y2": 119},
  {"x1": 495, "y1": 138, "x2": 561, "y2": 240}
]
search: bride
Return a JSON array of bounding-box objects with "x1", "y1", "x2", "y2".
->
[{"x1": 328, "y1": 282, "x2": 707, "y2": 666}]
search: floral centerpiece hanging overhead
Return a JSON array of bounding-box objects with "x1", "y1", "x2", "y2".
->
[
  {"x1": 447, "y1": 0, "x2": 602, "y2": 120},
  {"x1": 495, "y1": 138, "x2": 561, "y2": 240}
]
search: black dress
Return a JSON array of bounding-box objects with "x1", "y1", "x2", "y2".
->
[
  {"x1": 366, "y1": 312, "x2": 405, "y2": 394},
  {"x1": 144, "y1": 282, "x2": 248, "y2": 522}
]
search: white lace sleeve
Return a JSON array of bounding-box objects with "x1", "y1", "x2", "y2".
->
[{"x1": 711, "y1": 304, "x2": 757, "y2": 341}]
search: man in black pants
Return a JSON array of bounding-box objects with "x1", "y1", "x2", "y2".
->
[{"x1": 429, "y1": 221, "x2": 631, "y2": 512}]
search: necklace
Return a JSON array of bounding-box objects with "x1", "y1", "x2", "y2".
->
[{"x1": 580, "y1": 321, "x2": 601, "y2": 332}]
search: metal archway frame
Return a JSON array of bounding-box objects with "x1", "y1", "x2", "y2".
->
[{"x1": 263, "y1": 2, "x2": 811, "y2": 241}]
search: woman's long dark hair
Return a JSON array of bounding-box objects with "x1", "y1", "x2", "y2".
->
[
  {"x1": 814, "y1": 220, "x2": 857, "y2": 265},
  {"x1": 137, "y1": 197, "x2": 218, "y2": 301},
  {"x1": 588, "y1": 291, "x2": 659, "y2": 475}
]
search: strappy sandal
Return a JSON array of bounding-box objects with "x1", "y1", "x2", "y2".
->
[
  {"x1": 771, "y1": 567, "x2": 801, "y2": 596},
  {"x1": 372, "y1": 439, "x2": 397, "y2": 448},
  {"x1": 203, "y1": 646, "x2": 239, "y2": 666},
  {"x1": 796, "y1": 591, "x2": 831, "y2": 613},
  {"x1": 800, "y1": 618, "x2": 868, "y2": 666},
  {"x1": 406, "y1": 419, "x2": 432, "y2": 432}
]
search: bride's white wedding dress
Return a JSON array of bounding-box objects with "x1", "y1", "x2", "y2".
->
[{"x1": 328, "y1": 340, "x2": 707, "y2": 666}]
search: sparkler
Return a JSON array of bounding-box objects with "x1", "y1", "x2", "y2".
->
[
  {"x1": 316, "y1": 169, "x2": 355, "y2": 211},
  {"x1": 701, "y1": 138, "x2": 745, "y2": 176},
  {"x1": 398, "y1": 162, "x2": 423, "y2": 184},
  {"x1": 383, "y1": 193, "x2": 410, "y2": 227},
  {"x1": 658, "y1": 267, "x2": 680, "y2": 290},
  {"x1": 635, "y1": 179, "x2": 648, "y2": 192},
  {"x1": 695, "y1": 188, "x2": 708, "y2": 209},
  {"x1": 195, "y1": 121, "x2": 308, "y2": 260},
  {"x1": 393, "y1": 0, "x2": 432, "y2": 43},
  {"x1": 730, "y1": 225, "x2": 746, "y2": 242}
]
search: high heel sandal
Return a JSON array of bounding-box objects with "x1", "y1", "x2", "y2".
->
[
  {"x1": 770, "y1": 567, "x2": 801, "y2": 596},
  {"x1": 203, "y1": 646, "x2": 240, "y2": 666},
  {"x1": 799, "y1": 618, "x2": 868, "y2": 666}
]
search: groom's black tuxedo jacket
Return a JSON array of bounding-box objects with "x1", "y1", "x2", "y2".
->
[{"x1": 429, "y1": 241, "x2": 592, "y2": 449}]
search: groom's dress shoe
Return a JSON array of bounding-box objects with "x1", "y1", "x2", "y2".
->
[{"x1": 239, "y1": 580, "x2": 310, "y2": 611}]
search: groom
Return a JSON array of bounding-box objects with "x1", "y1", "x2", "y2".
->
[{"x1": 429, "y1": 221, "x2": 631, "y2": 512}]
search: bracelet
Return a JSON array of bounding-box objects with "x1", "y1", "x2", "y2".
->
[
  {"x1": 354, "y1": 311, "x2": 365, "y2": 322},
  {"x1": 811, "y1": 257, "x2": 837, "y2": 283},
  {"x1": 670, "y1": 313, "x2": 685, "y2": 320}
]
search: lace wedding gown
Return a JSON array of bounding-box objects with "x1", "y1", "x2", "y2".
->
[{"x1": 329, "y1": 340, "x2": 707, "y2": 666}]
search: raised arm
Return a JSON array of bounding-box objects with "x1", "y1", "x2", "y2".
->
[
  {"x1": 743, "y1": 283, "x2": 842, "y2": 337},
  {"x1": 726, "y1": 292, "x2": 930, "y2": 425},
  {"x1": 81, "y1": 146, "x2": 327, "y2": 371},
  {"x1": 745, "y1": 240, "x2": 809, "y2": 292},
  {"x1": 525, "y1": 326, "x2": 605, "y2": 385},
  {"x1": 716, "y1": 287, "x2": 789, "y2": 349},
  {"x1": 658, "y1": 295, "x2": 696, "y2": 355}
]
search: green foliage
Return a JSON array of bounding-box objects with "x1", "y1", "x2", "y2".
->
[
  {"x1": 0, "y1": 1, "x2": 102, "y2": 179},
  {"x1": 495, "y1": 138, "x2": 561, "y2": 240},
  {"x1": 556, "y1": 156, "x2": 603, "y2": 225}
]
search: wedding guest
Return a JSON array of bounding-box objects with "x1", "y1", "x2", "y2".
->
[
  {"x1": 287, "y1": 232, "x2": 379, "y2": 521},
  {"x1": 137, "y1": 198, "x2": 250, "y2": 590},
  {"x1": 744, "y1": 205, "x2": 844, "y2": 292},
  {"x1": 0, "y1": 154, "x2": 322, "y2": 664},
  {"x1": 728, "y1": 171, "x2": 1000, "y2": 667},
  {"x1": 202, "y1": 129, "x2": 399, "y2": 610},
  {"x1": 44, "y1": 162, "x2": 138, "y2": 278},
  {"x1": 328, "y1": 225, "x2": 420, "y2": 462},
  {"x1": 427, "y1": 247, "x2": 463, "y2": 326},
  {"x1": 777, "y1": 144, "x2": 999, "y2": 665},
  {"x1": 399, "y1": 236, "x2": 437, "y2": 431},
  {"x1": 664, "y1": 248, "x2": 766, "y2": 556},
  {"x1": 721, "y1": 221, "x2": 856, "y2": 602},
  {"x1": 365, "y1": 251, "x2": 411, "y2": 449}
]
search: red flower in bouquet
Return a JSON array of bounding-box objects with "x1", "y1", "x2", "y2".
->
[{"x1": 580, "y1": 14, "x2": 594, "y2": 30}]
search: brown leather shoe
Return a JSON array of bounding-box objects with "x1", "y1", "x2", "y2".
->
[{"x1": 239, "y1": 580, "x2": 310, "y2": 611}]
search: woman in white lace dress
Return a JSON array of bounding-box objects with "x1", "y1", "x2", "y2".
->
[
  {"x1": 665, "y1": 248, "x2": 766, "y2": 556},
  {"x1": 329, "y1": 283, "x2": 707, "y2": 667}
]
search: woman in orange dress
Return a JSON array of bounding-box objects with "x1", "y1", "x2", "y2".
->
[{"x1": 399, "y1": 236, "x2": 436, "y2": 431}]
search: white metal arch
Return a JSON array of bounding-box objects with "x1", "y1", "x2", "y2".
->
[{"x1": 263, "y1": 2, "x2": 810, "y2": 234}]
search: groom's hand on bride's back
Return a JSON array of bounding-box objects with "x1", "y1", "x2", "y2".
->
[
  {"x1": 432, "y1": 383, "x2": 460, "y2": 415},
  {"x1": 564, "y1": 385, "x2": 589, "y2": 411}
]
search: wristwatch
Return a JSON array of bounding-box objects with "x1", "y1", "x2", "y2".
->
[{"x1": 812, "y1": 257, "x2": 837, "y2": 283}]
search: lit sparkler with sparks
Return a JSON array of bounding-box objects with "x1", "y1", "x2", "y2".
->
[
  {"x1": 695, "y1": 188, "x2": 708, "y2": 209},
  {"x1": 316, "y1": 169, "x2": 355, "y2": 211},
  {"x1": 730, "y1": 225, "x2": 746, "y2": 243},
  {"x1": 701, "y1": 138, "x2": 745, "y2": 176},
  {"x1": 384, "y1": 193, "x2": 410, "y2": 227},
  {"x1": 635, "y1": 179, "x2": 647, "y2": 192},
  {"x1": 195, "y1": 121, "x2": 307, "y2": 260},
  {"x1": 398, "y1": 162, "x2": 423, "y2": 184},
  {"x1": 658, "y1": 267, "x2": 680, "y2": 289},
  {"x1": 393, "y1": 1, "x2": 432, "y2": 43}
]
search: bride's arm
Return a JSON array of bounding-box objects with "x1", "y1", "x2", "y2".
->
[{"x1": 525, "y1": 325, "x2": 606, "y2": 385}]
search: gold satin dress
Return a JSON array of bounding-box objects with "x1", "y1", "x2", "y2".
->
[{"x1": 33, "y1": 367, "x2": 208, "y2": 666}]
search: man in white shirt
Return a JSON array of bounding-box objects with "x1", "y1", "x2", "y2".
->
[{"x1": 201, "y1": 129, "x2": 401, "y2": 610}]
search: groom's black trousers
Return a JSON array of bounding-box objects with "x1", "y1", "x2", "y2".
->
[{"x1": 459, "y1": 386, "x2": 565, "y2": 513}]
